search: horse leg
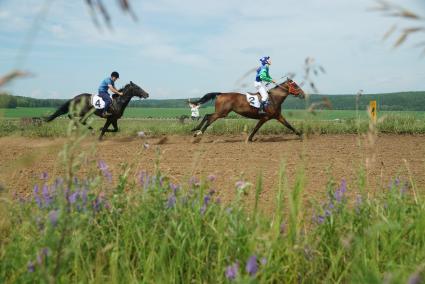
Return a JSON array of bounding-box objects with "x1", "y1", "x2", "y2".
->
[
  {"x1": 247, "y1": 118, "x2": 268, "y2": 142},
  {"x1": 79, "y1": 116, "x2": 93, "y2": 130},
  {"x1": 198, "y1": 113, "x2": 225, "y2": 135},
  {"x1": 277, "y1": 115, "x2": 302, "y2": 138},
  {"x1": 99, "y1": 118, "x2": 113, "y2": 140},
  {"x1": 192, "y1": 114, "x2": 209, "y2": 132},
  {"x1": 111, "y1": 120, "x2": 118, "y2": 132}
]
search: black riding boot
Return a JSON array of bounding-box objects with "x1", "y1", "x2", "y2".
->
[
  {"x1": 102, "y1": 106, "x2": 112, "y2": 117},
  {"x1": 258, "y1": 101, "x2": 266, "y2": 114}
]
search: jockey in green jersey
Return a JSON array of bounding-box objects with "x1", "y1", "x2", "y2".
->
[{"x1": 255, "y1": 56, "x2": 276, "y2": 114}]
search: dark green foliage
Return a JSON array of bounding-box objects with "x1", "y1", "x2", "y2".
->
[
  {"x1": 3, "y1": 91, "x2": 425, "y2": 110},
  {"x1": 0, "y1": 94, "x2": 18, "y2": 108}
]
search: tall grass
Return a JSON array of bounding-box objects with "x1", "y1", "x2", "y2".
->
[{"x1": 1, "y1": 113, "x2": 425, "y2": 138}]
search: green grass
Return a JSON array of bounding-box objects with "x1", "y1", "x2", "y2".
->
[
  {"x1": 2, "y1": 107, "x2": 425, "y2": 120},
  {"x1": 1, "y1": 112, "x2": 425, "y2": 137}
]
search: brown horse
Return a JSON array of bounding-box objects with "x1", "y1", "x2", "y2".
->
[{"x1": 191, "y1": 78, "x2": 306, "y2": 142}]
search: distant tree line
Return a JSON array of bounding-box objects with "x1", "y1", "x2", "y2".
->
[{"x1": 1, "y1": 91, "x2": 424, "y2": 111}]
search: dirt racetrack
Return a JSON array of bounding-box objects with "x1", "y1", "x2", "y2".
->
[{"x1": 1, "y1": 134, "x2": 424, "y2": 211}]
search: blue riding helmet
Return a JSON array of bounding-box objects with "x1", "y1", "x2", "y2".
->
[{"x1": 260, "y1": 56, "x2": 270, "y2": 65}]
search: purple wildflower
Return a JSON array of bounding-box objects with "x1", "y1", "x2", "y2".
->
[
  {"x1": 408, "y1": 272, "x2": 422, "y2": 284},
  {"x1": 324, "y1": 209, "x2": 332, "y2": 217},
  {"x1": 207, "y1": 174, "x2": 216, "y2": 182},
  {"x1": 169, "y1": 183, "x2": 179, "y2": 194},
  {"x1": 200, "y1": 205, "x2": 207, "y2": 215},
  {"x1": 36, "y1": 248, "x2": 49, "y2": 265},
  {"x1": 81, "y1": 189, "x2": 88, "y2": 206},
  {"x1": 68, "y1": 191, "x2": 78, "y2": 204},
  {"x1": 40, "y1": 172, "x2": 48, "y2": 180},
  {"x1": 334, "y1": 179, "x2": 347, "y2": 203},
  {"x1": 400, "y1": 181, "x2": 409, "y2": 195},
  {"x1": 42, "y1": 184, "x2": 52, "y2": 206},
  {"x1": 189, "y1": 176, "x2": 200, "y2": 187},
  {"x1": 98, "y1": 160, "x2": 112, "y2": 183},
  {"x1": 92, "y1": 192, "x2": 105, "y2": 212},
  {"x1": 48, "y1": 210, "x2": 59, "y2": 227},
  {"x1": 315, "y1": 215, "x2": 325, "y2": 224},
  {"x1": 27, "y1": 261, "x2": 35, "y2": 273},
  {"x1": 139, "y1": 171, "x2": 151, "y2": 190},
  {"x1": 92, "y1": 197, "x2": 102, "y2": 212},
  {"x1": 54, "y1": 177, "x2": 64, "y2": 188},
  {"x1": 355, "y1": 195, "x2": 362, "y2": 214},
  {"x1": 235, "y1": 180, "x2": 245, "y2": 190},
  {"x1": 394, "y1": 177, "x2": 400, "y2": 187},
  {"x1": 235, "y1": 180, "x2": 251, "y2": 193},
  {"x1": 166, "y1": 194, "x2": 176, "y2": 209},
  {"x1": 246, "y1": 255, "x2": 258, "y2": 276},
  {"x1": 225, "y1": 262, "x2": 239, "y2": 280},
  {"x1": 158, "y1": 175, "x2": 164, "y2": 187},
  {"x1": 260, "y1": 257, "x2": 267, "y2": 266},
  {"x1": 33, "y1": 185, "x2": 42, "y2": 208},
  {"x1": 204, "y1": 194, "x2": 211, "y2": 206}
]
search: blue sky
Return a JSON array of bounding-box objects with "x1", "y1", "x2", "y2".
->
[{"x1": 0, "y1": 0, "x2": 424, "y2": 99}]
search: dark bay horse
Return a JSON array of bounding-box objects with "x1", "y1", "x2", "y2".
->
[
  {"x1": 45, "y1": 81, "x2": 149, "y2": 139},
  {"x1": 191, "y1": 78, "x2": 305, "y2": 142}
]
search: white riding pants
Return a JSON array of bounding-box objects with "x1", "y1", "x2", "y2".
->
[{"x1": 254, "y1": 81, "x2": 269, "y2": 101}]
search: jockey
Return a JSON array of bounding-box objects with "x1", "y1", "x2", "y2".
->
[
  {"x1": 254, "y1": 56, "x2": 276, "y2": 114},
  {"x1": 98, "y1": 71, "x2": 123, "y2": 117}
]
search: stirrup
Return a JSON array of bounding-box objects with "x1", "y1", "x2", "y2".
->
[{"x1": 102, "y1": 111, "x2": 112, "y2": 117}]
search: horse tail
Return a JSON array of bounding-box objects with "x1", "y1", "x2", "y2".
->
[
  {"x1": 192, "y1": 92, "x2": 221, "y2": 105},
  {"x1": 44, "y1": 100, "x2": 71, "y2": 122}
]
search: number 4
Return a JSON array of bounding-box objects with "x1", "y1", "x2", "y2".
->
[{"x1": 95, "y1": 99, "x2": 101, "y2": 107}]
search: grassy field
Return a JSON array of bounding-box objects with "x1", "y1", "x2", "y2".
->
[
  {"x1": 1, "y1": 107, "x2": 425, "y2": 137},
  {"x1": 2, "y1": 107, "x2": 425, "y2": 120}
]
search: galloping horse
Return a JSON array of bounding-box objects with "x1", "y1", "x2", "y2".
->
[
  {"x1": 191, "y1": 78, "x2": 305, "y2": 142},
  {"x1": 45, "y1": 81, "x2": 149, "y2": 139}
]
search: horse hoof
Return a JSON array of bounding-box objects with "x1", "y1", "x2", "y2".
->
[{"x1": 194, "y1": 130, "x2": 202, "y2": 137}]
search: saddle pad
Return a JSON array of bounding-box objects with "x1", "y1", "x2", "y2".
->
[
  {"x1": 91, "y1": 95, "x2": 106, "y2": 109},
  {"x1": 245, "y1": 93, "x2": 260, "y2": 108}
]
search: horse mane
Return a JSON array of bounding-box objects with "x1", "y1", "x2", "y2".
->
[{"x1": 118, "y1": 83, "x2": 131, "y2": 93}]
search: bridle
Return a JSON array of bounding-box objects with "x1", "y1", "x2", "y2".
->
[{"x1": 287, "y1": 79, "x2": 302, "y2": 96}]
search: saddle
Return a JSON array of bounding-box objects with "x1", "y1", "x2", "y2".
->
[
  {"x1": 91, "y1": 94, "x2": 105, "y2": 109},
  {"x1": 90, "y1": 94, "x2": 118, "y2": 111},
  {"x1": 245, "y1": 93, "x2": 266, "y2": 109}
]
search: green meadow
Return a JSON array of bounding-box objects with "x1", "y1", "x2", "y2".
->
[{"x1": 1, "y1": 107, "x2": 425, "y2": 121}]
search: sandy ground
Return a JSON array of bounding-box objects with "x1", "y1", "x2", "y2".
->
[{"x1": 1, "y1": 134, "x2": 424, "y2": 211}]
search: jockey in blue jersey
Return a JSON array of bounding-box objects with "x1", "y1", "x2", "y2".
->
[
  {"x1": 255, "y1": 56, "x2": 276, "y2": 114},
  {"x1": 98, "y1": 71, "x2": 123, "y2": 117}
]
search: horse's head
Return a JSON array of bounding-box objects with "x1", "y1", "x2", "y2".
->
[
  {"x1": 281, "y1": 78, "x2": 305, "y2": 99},
  {"x1": 124, "y1": 81, "x2": 149, "y2": 99}
]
